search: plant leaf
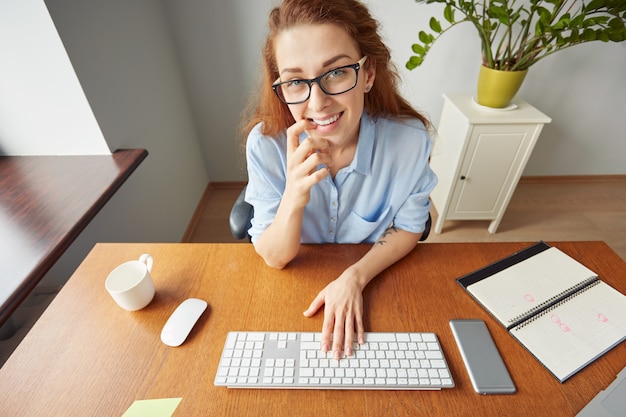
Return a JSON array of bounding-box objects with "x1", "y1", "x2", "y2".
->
[
  {"x1": 609, "y1": 17, "x2": 625, "y2": 29},
  {"x1": 406, "y1": 55, "x2": 423, "y2": 70},
  {"x1": 412, "y1": 44, "x2": 427, "y2": 55},
  {"x1": 419, "y1": 30, "x2": 435, "y2": 44},
  {"x1": 553, "y1": 13, "x2": 571, "y2": 30},
  {"x1": 430, "y1": 17, "x2": 443, "y2": 33},
  {"x1": 444, "y1": 4, "x2": 455, "y2": 23}
]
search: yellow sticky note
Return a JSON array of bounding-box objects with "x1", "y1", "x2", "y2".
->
[{"x1": 121, "y1": 398, "x2": 182, "y2": 417}]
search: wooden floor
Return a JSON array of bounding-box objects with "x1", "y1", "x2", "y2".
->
[{"x1": 184, "y1": 177, "x2": 626, "y2": 262}]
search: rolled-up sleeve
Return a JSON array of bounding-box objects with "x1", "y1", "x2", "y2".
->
[
  {"x1": 387, "y1": 122, "x2": 438, "y2": 235},
  {"x1": 244, "y1": 124, "x2": 287, "y2": 243}
]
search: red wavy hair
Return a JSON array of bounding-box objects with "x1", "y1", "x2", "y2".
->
[{"x1": 243, "y1": 0, "x2": 429, "y2": 138}]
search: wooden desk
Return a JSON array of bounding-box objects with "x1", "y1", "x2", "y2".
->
[
  {"x1": 0, "y1": 242, "x2": 624, "y2": 416},
  {"x1": 0, "y1": 149, "x2": 147, "y2": 325}
]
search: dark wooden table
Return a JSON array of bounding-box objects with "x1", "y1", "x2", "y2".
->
[
  {"x1": 0, "y1": 149, "x2": 147, "y2": 325},
  {"x1": 1, "y1": 241, "x2": 624, "y2": 416}
]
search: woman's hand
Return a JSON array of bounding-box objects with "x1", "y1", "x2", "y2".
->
[
  {"x1": 302, "y1": 268, "x2": 366, "y2": 360},
  {"x1": 254, "y1": 119, "x2": 332, "y2": 269},
  {"x1": 302, "y1": 227, "x2": 423, "y2": 359},
  {"x1": 283, "y1": 119, "x2": 332, "y2": 209}
]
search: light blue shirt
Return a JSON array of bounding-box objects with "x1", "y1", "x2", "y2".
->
[{"x1": 245, "y1": 112, "x2": 437, "y2": 244}]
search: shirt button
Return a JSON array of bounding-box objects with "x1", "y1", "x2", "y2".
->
[
  {"x1": 331, "y1": 202, "x2": 337, "y2": 207},
  {"x1": 330, "y1": 217, "x2": 336, "y2": 222},
  {"x1": 329, "y1": 230, "x2": 335, "y2": 235}
]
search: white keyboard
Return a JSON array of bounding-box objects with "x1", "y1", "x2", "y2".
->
[{"x1": 214, "y1": 331, "x2": 454, "y2": 390}]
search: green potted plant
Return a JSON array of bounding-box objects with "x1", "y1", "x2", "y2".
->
[{"x1": 406, "y1": 0, "x2": 626, "y2": 108}]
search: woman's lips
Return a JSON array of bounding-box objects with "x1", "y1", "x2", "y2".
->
[{"x1": 308, "y1": 112, "x2": 342, "y2": 127}]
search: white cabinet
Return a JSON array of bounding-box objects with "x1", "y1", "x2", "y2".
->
[{"x1": 430, "y1": 94, "x2": 551, "y2": 234}]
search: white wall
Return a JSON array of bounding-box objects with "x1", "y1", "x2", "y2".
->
[
  {"x1": 164, "y1": 0, "x2": 625, "y2": 178},
  {"x1": 163, "y1": 0, "x2": 276, "y2": 181},
  {"x1": 0, "y1": 0, "x2": 109, "y2": 155},
  {"x1": 38, "y1": 0, "x2": 209, "y2": 287}
]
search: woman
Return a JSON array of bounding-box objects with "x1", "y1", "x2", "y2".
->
[{"x1": 243, "y1": 0, "x2": 437, "y2": 359}]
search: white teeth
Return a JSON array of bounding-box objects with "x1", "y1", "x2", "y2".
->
[{"x1": 312, "y1": 113, "x2": 340, "y2": 126}]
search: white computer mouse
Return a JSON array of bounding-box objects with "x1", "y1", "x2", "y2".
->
[{"x1": 160, "y1": 298, "x2": 208, "y2": 347}]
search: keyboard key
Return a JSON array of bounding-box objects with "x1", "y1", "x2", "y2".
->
[
  {"x1": 301, "y1": 333, "x2": 315, "y2": 342},
  {"x1": 247, "y1": 332, "x2": 265, "y2": 341},
  {"x1": 422, "y1": 333, "x2": 437, "y2": 342},
  {"x1": 301, "y1": 341, "x2": 320, "y2": 350},
  {"x1": 431, "y1": 360, "x2": 447, "y2": 368},
  {"x1": 225, "y1": 333, "x2": 237, "y2": 349},
  {"x1": 426, "y1": 351, "x2": 443, "y2": 359},
  {"x1": 396, "y1": 333, "x2": 411, "y2": 342},
  {"x1": 410, "y1": 334, "x2": 423, "y2": 343},
  {"x1": 365, "y1": 333, "x2": 396, "y2": 342}
]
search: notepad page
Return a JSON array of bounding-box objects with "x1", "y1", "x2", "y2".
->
[
  {"x1": 467, "y1": 247, "x2": 597, "y2": 326},
  {"x1": 509, "y1": 281, "x2": 626, "y2": 382}
]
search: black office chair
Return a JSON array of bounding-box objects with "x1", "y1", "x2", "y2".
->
[
  {"x1": 229, "y1": 185, "x2": 431, "y2": 242},
  {"x1": 229, "y1": 185, "x2": 255, "y2": 240}
]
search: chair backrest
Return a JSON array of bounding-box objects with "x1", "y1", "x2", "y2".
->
[
  {"x1": 229, "y1": 185, "x2": 254, "y2": 240},
  {"x1": 420, "y1": 212, "x2": 431, "y2": 242},
  {"x1": 229, "y1": 185, "x2": 431, "y2": 242}
]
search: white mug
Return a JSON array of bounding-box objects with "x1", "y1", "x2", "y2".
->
[{"x1": 105, "y1": 254, "x2": 155, "y2": 311}]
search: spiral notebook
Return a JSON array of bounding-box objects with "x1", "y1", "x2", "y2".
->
[{"x1": 457, "y1": 241, "x2": 626, "y2": 383}]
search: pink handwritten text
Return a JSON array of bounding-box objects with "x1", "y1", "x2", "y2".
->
[{"x1": 550, "y1": 314, "x2": 570, "y2": 332}]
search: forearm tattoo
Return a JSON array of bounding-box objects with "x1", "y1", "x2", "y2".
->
[{"x1": 376, "y1": 225, "x2": 398, "y2": 246}]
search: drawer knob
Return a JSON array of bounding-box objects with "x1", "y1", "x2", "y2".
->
[{"x1": 460, "y1": 176, "x2": 467, "y2": 180}]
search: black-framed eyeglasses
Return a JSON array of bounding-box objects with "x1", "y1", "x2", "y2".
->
[{"x1": 272, "y1": 56, "x2": 368, "y2": 105}]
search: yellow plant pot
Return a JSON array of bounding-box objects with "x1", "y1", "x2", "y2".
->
[{"x1": 476, "y1": 65, "x2": 528, "y2": 108}]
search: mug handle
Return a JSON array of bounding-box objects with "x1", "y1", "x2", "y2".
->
[{"x1": 138, "y1": 253, "x2": 153, "y2": 272}]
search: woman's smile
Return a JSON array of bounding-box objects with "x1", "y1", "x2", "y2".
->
[{"x1": 309, "y1": 112, "x2": 342, "y2": 126}]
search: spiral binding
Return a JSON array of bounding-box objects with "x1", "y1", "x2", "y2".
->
[{"x1": 508, "y1": 276, "x2": 599, "y2": 327}]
